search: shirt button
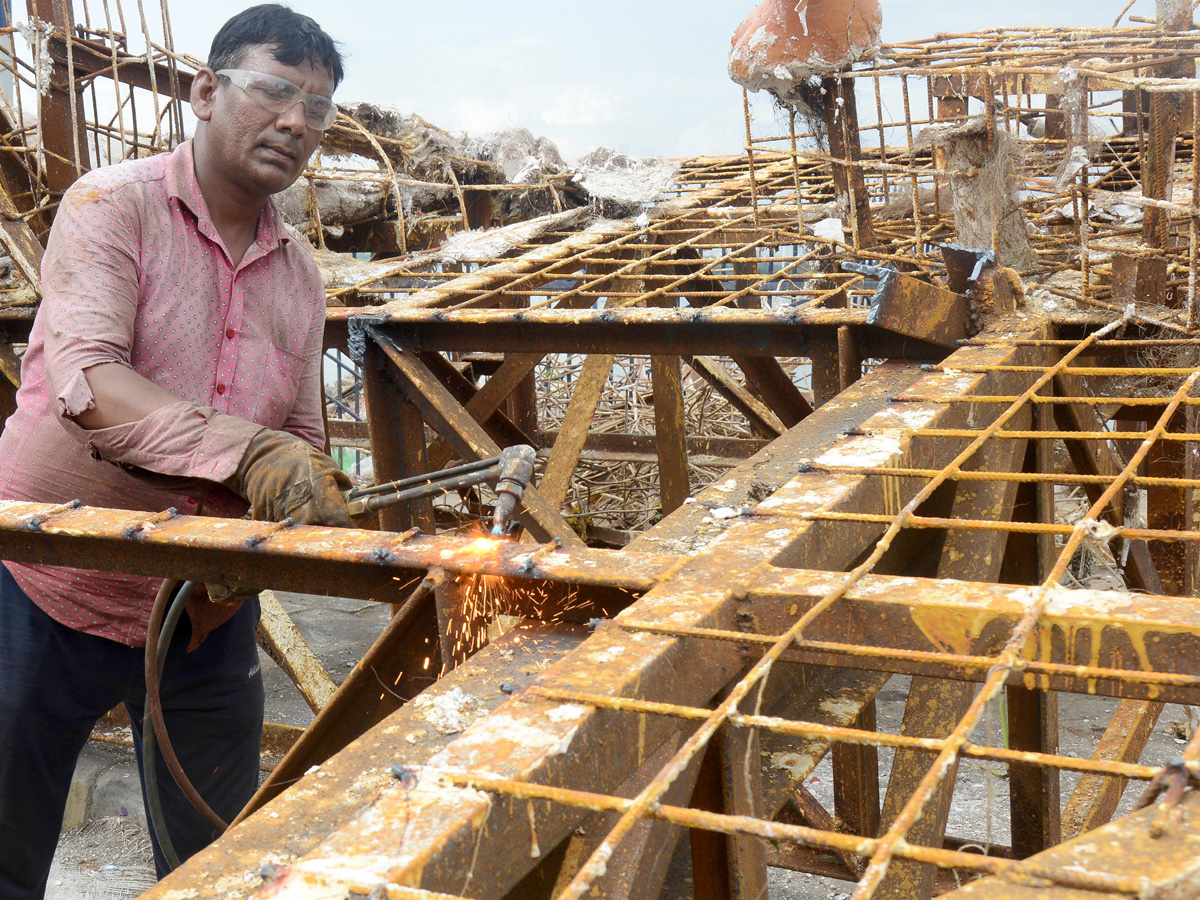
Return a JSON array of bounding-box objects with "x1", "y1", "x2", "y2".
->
[
  {"x1": 226, "y1": 328, "x2": 235, "y2": 339},
  {"x1": 216, "y1": 383, "x2": 227, "y2": 395}
]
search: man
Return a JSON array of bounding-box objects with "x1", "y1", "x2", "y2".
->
[{"x1": 0, "y1": 6, "x2": 352, "y2": 895}]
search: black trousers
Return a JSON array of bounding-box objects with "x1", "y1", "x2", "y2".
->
[{"x1": 0, "y1": 564, "x2": 263, "y2": 898}]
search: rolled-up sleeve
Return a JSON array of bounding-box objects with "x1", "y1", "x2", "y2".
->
[
  {"x1": 39, "y1": 174, "x2": 263, "y2": 482},
  {"x1": 41, "y1": 176, "x2": 141, "y2": 422}
]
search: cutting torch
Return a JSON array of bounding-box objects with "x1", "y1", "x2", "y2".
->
[{"x1": 343, "y1": 444, "x2": 538, "y2": 535}]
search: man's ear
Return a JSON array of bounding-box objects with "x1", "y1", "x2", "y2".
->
[{"x1": 190, "y1": 68, "x2": 219, "y2": 122}]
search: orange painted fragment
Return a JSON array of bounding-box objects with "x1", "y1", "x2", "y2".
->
[{"x1": 728, "y1": 0, "x2": 883, "y2": 98}]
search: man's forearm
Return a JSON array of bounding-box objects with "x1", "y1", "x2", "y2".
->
[{"x1": 73, "y1": 363, "x2": 180, "y2": 430}]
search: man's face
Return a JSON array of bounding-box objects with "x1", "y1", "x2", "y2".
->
[{"x1": 196, "y1": 44, "x2": 334, "y2": 198}]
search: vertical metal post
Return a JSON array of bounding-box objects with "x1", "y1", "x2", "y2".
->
[
  {"x1": 822, "y1": 75, "x2": 875, "y2": 249},
  {"x1": 27, "y1": 0, "x2": 89, "y2": 196},
  {"x1": 363, "y1": 338, "x2": 435, "y2": 536}
]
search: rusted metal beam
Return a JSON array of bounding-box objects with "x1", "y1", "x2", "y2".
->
[
  {"x1": 363, "y1": 308, "x2": 949, "y2": 359},
  {"x1": 424, "y1": 351, "x2": 543, "y2": 470},
  {"x1": 363, "y1": 340, "x2": 435, "y2": 534},
  {"x1": 256, "y1": 589, "x2": 337, "y2": 715},
  {"x1": 419, "y1": 349, "x2": 533, "y2": 453},
  {"x1": 823, "y1": 76, "x2": 875, "y2": 249},
  {"x1": 732, "y1": 355, "x2": 814, "y2": 428},
  {"x1": 27, "y1": 0, "x2": 90, "y2": 195},
  {"x1": 46, "y1": 33, "x2": 194, "y2": 100},
  {"x1": 369, "y1": 329, "x2": 583, "y2": 546},
  {"x1": 538, "y1": 354, "x2": 614, "y2": 509},
  {"x1": 244, "y1": 577, "x2": 442, "y2": 816},
  {"x1": 833, "y1": 700, "x2": 881, "y2": 842},
  {"x1": 0, "y1": 500, "x2": 664, "y2": 600},
  {"x1": 1060, "y1": 698, "x2": 1165, "y2": 840},
  {"x1": 0, "y1": 178, "x2": 44, "y2": 293},
  {"x1": 940, "y1": 790, "x2": 1200, "y2": 899},
  {"x1": 650, "y1": 354, "x2": 691, "y2": 516},
  {"x1": 745, "y1": 568, "x2": 1200, "y2": 703},
  {"x1": 864, "y1": 268, "x2": 970, "y2": 351},
  {"x1": 1006, "y1": 684, "x2": 1061, "y2": 858},
  {"x1": 683, "y1": 355, "x2": 786, "y2": 439}
]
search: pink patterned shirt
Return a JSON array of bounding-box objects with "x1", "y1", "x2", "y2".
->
[{"x1": 0, "y1": 140, "x2": 327, "y2": 646}]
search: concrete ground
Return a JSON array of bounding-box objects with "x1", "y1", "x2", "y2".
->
[{"x1": 46, "y1": 596, "x2": 1197, "y2": 900}]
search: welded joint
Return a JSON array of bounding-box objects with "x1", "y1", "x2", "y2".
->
[
  {"x1": 24, "y1": 498, "x2": 81, "y2": 531},
  {"x1": 124, "y1": 506, "x2": 179, "y2": 540},
  {"x1": 515, "y1": 538, "x2": 566, "y2": 576},
  {"x1": 345, "y1": 315, "x2": 386, "y2": 363},
  {"x1": 244, "y1": 517, "x2": 295, "y2": 549}
]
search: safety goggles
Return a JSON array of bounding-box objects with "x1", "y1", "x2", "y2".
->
[{"x1": 216, "y1": 68, "x2": 338, "y2": 131}]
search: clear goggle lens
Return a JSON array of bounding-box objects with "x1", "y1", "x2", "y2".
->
[{"x1": 216, "y1": 68, "x2": 338, "y2": 131}]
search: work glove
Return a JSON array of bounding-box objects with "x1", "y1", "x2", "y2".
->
[{"x1": 224, "y1": 427, "x2": 355, "y2": 527}]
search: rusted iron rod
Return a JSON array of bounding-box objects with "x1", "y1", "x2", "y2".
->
[
  {"x1": 525, "y1": 687, "x2": 1159, "y2": 782},
  {"x1": 437, "y1": 770, "x2": 1151, "y2": 896},
  {"x1": 812, "y1": 463, "x2": 1200, "y2": 489}
]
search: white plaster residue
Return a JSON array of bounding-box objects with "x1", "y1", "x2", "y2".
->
[
  {"x1": 713, "y1": 478, "x2": 738, "y2": 494},
  {"x1": 795, "y1": 0, "x2": 809, "y2": 35},
  {"x1": 859, "y1": 575, "x2": 921, "y2": 596},
  {"x1": 545, "y1": 704, "x2": 587, "y2": 723},
  {"x1": 812, "y1": 217, "x2": 846, "y2": 243},
  {"x1": 411, "y1": 687, "x2": 489, "y2": 735},
  {"x1": 746, "y1": 24, "x2": 775, "y2": 53},
  {"x1": 767, "y1": 528, "x2": 791, "y2": 540},
  {"x1": 589, "y1": 644, "x2": 627, "y2": 664},
  {"x1": 870, "y1": 405, "x2": 939, "y2": 431},
  {"x1": 278, "y1": 860, "x2": 388, "y2": 897},
  {"x1": 815, "y1": 433, "x2": 904, "y2": 469},
  {"x1": 818, "y1": 697, "x2": 863, "y2": 723},
  {"x1": 758, "y1": 477, "x2": 851, "y2": 513},
  {"x1": 1043, "y1": 585, "x2": 1138, "y2": 619},
  {"x1": 928, "y1": 372, "x2": 978, "y2": 394},
  {"x1": 429, "y1": 712, "x2": 581, "y2": 776},
  {"x1": 770, "y1": 751, "x2": 816, "y2": 781}
]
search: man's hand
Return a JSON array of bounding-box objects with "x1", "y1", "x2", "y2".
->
[{"x1": 225, "y1": 428, "x2": 353, "y2": 527}]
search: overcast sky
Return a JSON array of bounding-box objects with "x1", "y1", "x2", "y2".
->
[{"x1": 155, "y1": 1, "x2": 1163, "y2": 162}]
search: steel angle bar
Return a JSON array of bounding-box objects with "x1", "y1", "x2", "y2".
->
[
  {"x1": 851, "y1": 262, "x2": 970, "y2": 350},
  {"x1": 939, "y1": 791, "x2": 1200, "y2": 899},
  {"x1": 0, "y1": 500, "x2": 667, "y2": 600}
]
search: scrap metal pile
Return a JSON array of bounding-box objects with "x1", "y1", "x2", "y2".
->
[{"x1": 4, "y1": 0, "x2": 1200, "y2": 898}]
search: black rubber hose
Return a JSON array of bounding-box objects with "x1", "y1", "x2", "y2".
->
[
  {"x1": 143, "y1": 578, "x2": 189, "y2": 870},
  {"x1": 143, "y1": 578, "x2": 228, "y2": 872}
]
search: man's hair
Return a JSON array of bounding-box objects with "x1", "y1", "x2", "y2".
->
[{"x1": 208, "y1": 4, "x2": 344, "y2": 88}]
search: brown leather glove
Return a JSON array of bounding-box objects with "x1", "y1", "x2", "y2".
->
[{"x1": 224, "y1": 428, "x2": 354, "y2": 527}]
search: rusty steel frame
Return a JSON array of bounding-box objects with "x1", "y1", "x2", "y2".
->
[
  {"x1": 111, "y1": 318, "x2": 1200, "y2": 900},
  {"x1": 2, "y1": 5, "x2": 1200, "y2": 900}
]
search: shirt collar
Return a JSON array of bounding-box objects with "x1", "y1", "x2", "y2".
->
[{"x1": 164, "y1": 140, "x2": 293, "y2": 258}]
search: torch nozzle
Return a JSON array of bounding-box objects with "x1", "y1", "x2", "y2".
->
[{"x1": 491, "y1": 444, "x2": 537, "y2": 534}]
